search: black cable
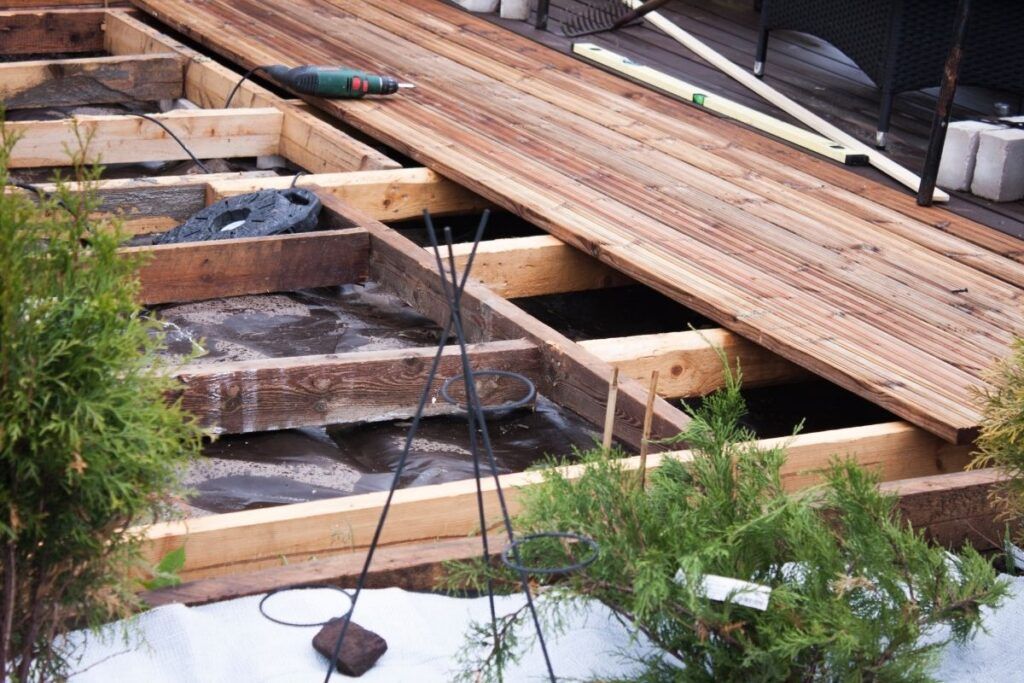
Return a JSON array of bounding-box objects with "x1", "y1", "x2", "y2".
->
[
  {"x1": 133, "y1": 113, "x2": 211, "y2": 174},
  {"x1": 224, "y1": 65, "x2": 271, "y2": 109}
]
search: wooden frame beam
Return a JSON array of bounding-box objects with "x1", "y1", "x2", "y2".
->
[
  {"x1": 174, "y1": 339, "x2": 542, "y2": 434},
  {"x1": 447, "y1": 234, "x2": 632, "y2": 298},
  {"x1": 206, "y1": 168, "x2": 488, "y2": 223},
  {"x1": 340, "y1": 197, "x2": 692, "y2": 450},
  {"x1": 0, "y1": 9, "x2": 105, "y2": 55},
  {"x1": 126, "y1": 227, "x2": 368, "y2": 305},
  {"x1": 6, "y1": 108, "x2": 282, "y2": 168},
  {"x1": 581, "y1": 329, "x2": 809, "y2": 398},
  {"x1": 0, "y1": 53, "x2": 184, "y2": 109},
  {"x1": 141, "y1": 420, "x2": 971, "y2": 580},
  {"x1": 24, "y1": 171, "x2": 276, "y2": 235},
  {"x1": 102, "y1": 11, "x2": 399, "y2": 172},
  {"x1": 144, "y1": 465, "x2": 1002, "y2": 604}
]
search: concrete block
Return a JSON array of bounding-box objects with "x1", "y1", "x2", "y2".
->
[
  {"x1": 937, "y1": 121, "x2": 999, "y2": 191},
  {"x1": 971, "y1": 128, "x2": 1024, "y2": 202},
  {"x1": 500, "y1": 0, "x2": 530, "y2": 19},
  {"x1": 451, "y1": 0, "x2": 498, "y2": 11}
]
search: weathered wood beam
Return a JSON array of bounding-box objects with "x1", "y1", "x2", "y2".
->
[
  {"x1": 102, "y1": 11, "x2": 399, "y2": 172},
  {"x1": 174, "y1": 339, "x2": 542, "y2": 434},
  {"x1": 141, "y1": 420, "x2": 970, "y2": 580},
  {"x1": 446, "y1": 235, "x2": 631, "y2": 298},
  {"x1": 6, "y1": 108, "x2": 282, "y2": 169},
  {"x1": 0, "y1": 53, "x2": 183, "y2": 109},
  {"x1": 581, "y1": 329, "x2": 809, "y2": 398},
  {"x1": 126, "y1": 227, "x2": 368, "y2": 305},
  {"x1": 0, "y1": 9, "x2": 105, "y2": 55},
  {"x1": 881, "y1": 468, "x2": 1005, "y2": 549},
  {"x1": 23, "y1": 171, "x2": 275, "y2": 235},
  {"x1": 330, "y1": 197, "x2": 691, "y2": 450},
  {"x1": 143, "y1": 534, "x2": 499, "y2": 607},
  {"x1": 206, "y1": 168, "x2": 488, "y2": 222},
  {"x1": 143, "y1": 463, "x2": 1001, "y2": 604}
]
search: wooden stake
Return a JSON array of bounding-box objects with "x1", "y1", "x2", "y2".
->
[
  {"x1": 622, "y1": 0, "x2": 949, "y2": 201},
  {"x1": 602, "y1": 367, "x2": 620, "y2": 451},
  {"x1": 638, "y1": 370, "x2": 659, "y2": 488}
]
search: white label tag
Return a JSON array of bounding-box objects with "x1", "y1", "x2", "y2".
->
[
  {"x1": 674, "y1": 570, "x2": 772, "y2": 611},
  {"x1": 1008, "y1": 543, "x2": 1024, "y2": 571}
]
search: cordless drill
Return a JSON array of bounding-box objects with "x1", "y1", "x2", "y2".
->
[{"x1": 263, "y1": 65, "x2": 414, "y2": 98}]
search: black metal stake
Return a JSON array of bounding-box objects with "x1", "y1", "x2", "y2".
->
[{"x1": 917, "y1": 0, "x2": 972, "y2": 206}]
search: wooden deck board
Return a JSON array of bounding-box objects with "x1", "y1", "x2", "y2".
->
[{"x1": 129, "y1": 0, "x2": 1024, "y2": 442}]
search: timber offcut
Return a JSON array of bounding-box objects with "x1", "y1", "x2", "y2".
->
[{"x1": 131, "y1": 0, "x2": 1024, "y2": 444}]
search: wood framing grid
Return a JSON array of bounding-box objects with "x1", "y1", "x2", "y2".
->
[
  {"x1": 120, "y1": 192, "x2": 986, "y2": 582},
  {"x1": 1, "y1": 9, "x2": 398, "y2": 173}
]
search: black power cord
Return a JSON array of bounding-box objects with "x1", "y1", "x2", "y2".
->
[
  {"x1": 224, "y1": 65, "x2": 271, "y2": 108},
  {"x1": 132, "y1": 113, "x2": 211, "y2": 174}
]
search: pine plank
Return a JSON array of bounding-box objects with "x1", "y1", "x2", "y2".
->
[{"x1": 126, "y1": 0, "x2": 1024, "y2": 443}]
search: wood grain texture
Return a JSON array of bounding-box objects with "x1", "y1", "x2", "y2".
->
[
  {"x1": 128, "y1": 0, "x2": 1024, "y2": 443},
  {"x1": 206, "y1": 168, "x2": 488, "y2": 222},
  {"x1": 0, "y1": 8, "x2": 105, "y2": 55},
  {"x1": 6, "y1": 108, "x2": 282, "y2": 168},
  {"x1": 143, "y1": 465, "x2": 999, "y2": 600},
  {"x1": 126, "y1": 227, "x2": 369, "y2": 305},
  {"x1": 0, "y1": 53, "x2": 183, "y2": 109},
  {"x1": 581, "y1": 328, "x2": 808, "y2": 398},
  {"x1": 173, "y1": 339, "x2": 542, "y2": 434},
  {"x1": 139, "y1": 420, "x2": 966, "y2": 580},
  {"x1": 447, "y1": 234, "x2": 632, "y2": 298}
]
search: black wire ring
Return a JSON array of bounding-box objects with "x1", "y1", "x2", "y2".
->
[
  {"x1": 440, "y1": 370, "x2": 536, "y2": 414},
  {"x1": 501, "y1": 532, "x2": 600, "y2": 576},
  {"x1": 258, "y1": 585, "x2": 354, "y2": 627}
]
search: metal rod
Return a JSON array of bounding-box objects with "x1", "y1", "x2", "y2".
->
[{"x1": 917, "y1": 0, "x2": 972, "y2": 206}]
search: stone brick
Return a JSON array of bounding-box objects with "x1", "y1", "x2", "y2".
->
[
  {"x1": 971, "y1": 128, "x2": 1024, "y2": 202},
  {"x1": 937, "y1": 121, "x2": 999, "y2": 191}
]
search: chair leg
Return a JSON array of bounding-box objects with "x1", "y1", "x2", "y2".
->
[
  {"x1": 754, "y1": 29, "x2": 769, "y2": 77},
  {"x1": 876, "y1": 88, "x2": 896, "y2": 148},
  {"x1": 535, "y1": 0, "x2": 550, "y2": 30}
]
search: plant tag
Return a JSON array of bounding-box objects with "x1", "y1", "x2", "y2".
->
[
  {"x1": 675, "y1": 570, "x2": 772, "y2": 611},
  {"x1": 1007, "y1": 542, "x2": 1024, "y2": 571}
]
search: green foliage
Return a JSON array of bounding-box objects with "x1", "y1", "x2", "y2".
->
[
  {"x1": 0, "y1": 121, "x2": 202, "y2": 681},
  {"x1": 972, "y1": 336, "x2": 1024, "y2": 541},
  {"x1": 141, "y1": 547, "x2": 187, "y2": 592},
  {"x1": 448, "y1": 364, "x2": 1008, "y2": 682}
]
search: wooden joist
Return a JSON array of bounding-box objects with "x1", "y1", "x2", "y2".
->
[
  {"x1": 143, "y1": 464, "x2": 1002, "y2": 605},
  {"x1": 0, "y1": 9, "x2": 105, "y2": 55},
  {"x1": 126, "y1": 227, "x2": 369, "y2": 305},
  {"x1": 102, "y1": 11, "x2": 399, "y2": 172},
  {"x1": 882, "y1": 468, "x2": 1005, "y2": 549},
  {"x1": 26, "y1": 171, "x2": 276, "y2": 235},
  {"x1": 141, "y1": 420, "x2": 971, "y2": 580},
  {"x1": 447, "y1": 235, "x2": 632, "y2": 298},
  {"x1": 337, "y1": 197, "x2": 692, "y2": 451},
  {"x1": 581, "y1": 329, "x2": 809, "y2": 398},
  {"x1": 0, "y1": 53, "x2": 183, "y2": 109},
  {"x1": 6, "y1": 108, "x2": 282, "y2": 168},
  {"x1": 174, "y1": 340, "x2": 542, "y2": 434},
  {"x1": 206, "y1": 168, "x2": 488, "y2": 222}
]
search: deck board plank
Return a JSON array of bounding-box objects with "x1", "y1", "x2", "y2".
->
[{"x1": 129, "y1": 0, "x2": 1024, "y2": 442}]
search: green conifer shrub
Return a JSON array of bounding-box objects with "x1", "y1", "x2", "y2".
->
[
  {"x1": 448, "y1": 367, "x2": 1008, "y2": 681},
  {"x1": 0, "y1": 124, "x2": 202, "y2": 680},
  {"x1": 973, "y1": 337, "x2": 1024, "y2": 543}
]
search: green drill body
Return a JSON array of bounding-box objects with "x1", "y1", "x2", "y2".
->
[{"x1": 264, "y1": 65, "x2": 407, "y2": 98}]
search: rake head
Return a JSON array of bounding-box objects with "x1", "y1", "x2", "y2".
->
[{"x1": 560, "y1": 1, "x2": 634, "y2": 38}]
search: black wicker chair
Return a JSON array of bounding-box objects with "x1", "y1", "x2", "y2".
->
[{"x1": 754, "y1": 0, "x2": 1024, "y2": 147}]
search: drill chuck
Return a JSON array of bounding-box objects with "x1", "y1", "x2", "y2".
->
[{"x1": 264, "y1": 65, "x2": 407, "y2": 98}]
